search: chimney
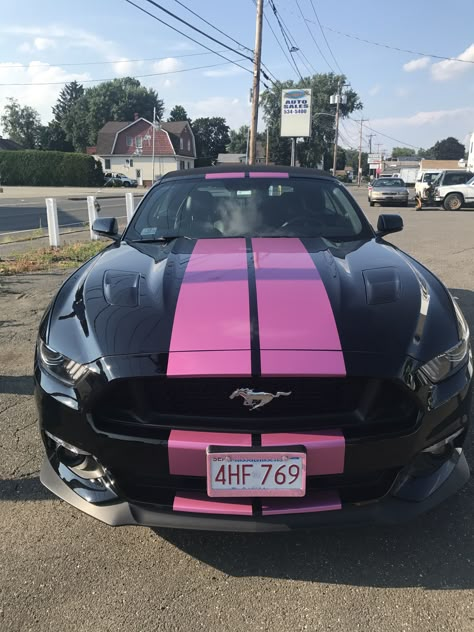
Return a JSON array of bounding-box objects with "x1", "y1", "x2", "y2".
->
[{"x1": 134, "y1": 112, "x2": 139, "y2": 120}]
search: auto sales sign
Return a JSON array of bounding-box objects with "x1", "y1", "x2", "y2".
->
[{"x1": 280, "y1": 88, "x2": 312, "y2": 137}]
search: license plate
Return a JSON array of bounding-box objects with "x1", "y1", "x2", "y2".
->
[{"x1": 206, "y1": 448, "x2": 306, "y2": 497}]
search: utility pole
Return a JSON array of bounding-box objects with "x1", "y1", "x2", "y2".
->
[
  {"x1": 249, "y1": 0, "x2": 264, "y2": 165},
  {"x1": 151, "y1": 106, "x2": 156, "y2": 182},
  {"x1": 265, "y1": 127, "x2": 269, "y2": 164},
  {"x1": 357, "y1": 118, "x2": 367, "y2": 186},
  {"x1": 331, "y1": 81, "x2": 346, "y2": 176},
  {"x1": 367, "y1": 133, "x2": 375, "y2": 154}
]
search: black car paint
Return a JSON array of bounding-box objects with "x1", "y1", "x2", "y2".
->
[{"x1": 34, "y1": 167, "x2": 472, "y2": 529}]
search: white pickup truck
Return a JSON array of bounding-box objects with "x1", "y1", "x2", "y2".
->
[{"x1": 415, "y1": 170, "x2": 442, "y2": 197}]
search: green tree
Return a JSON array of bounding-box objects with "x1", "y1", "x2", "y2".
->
[
  {"x1": 0, "y1": 97, "x2": 42, "y2": 149},
  {"x1": 167, "y1": 105, "x2": 190, "y2": 123},
  {"x1": 429, "y1": 136, "x2": 465, "y2": 160},
  {"x1": 345, "y1": 148, "x2": 369, "y2": 176},
  {"x1": 192, "y1": 117, "x2": 230, "y2": 165},
  {"x1": 228, "y1": 125, "x2": 265, "y2": 153},
  {"x1": 64, "y1": 77, "x2": 164, "y2": 152},
  {"x1": 391, "y1": 146, "x2": 415, "y2": 158},
  {"x1": 52, "y1": 80, "x2": 84, "y2": 125},
  {"x1": 37, "y1": 121, "x2": 74, "y2": 152},
  {"x1": 261, "y1": 74, "x2": 362, "y2": 168}
]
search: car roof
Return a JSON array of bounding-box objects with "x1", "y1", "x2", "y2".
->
[{"x1": 160, "y1": 164, "x2": 335, "y2": 181}]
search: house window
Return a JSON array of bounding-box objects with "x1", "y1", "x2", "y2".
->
[
  {"x1": 126, "y1": 136, "x2": 133, "y2": 146},
  {"x1": 180, "y1": 160, "x2": 185, "y2": 170},
  {"x1": 104, "y1": 158, "x2": 111, "y2": 170},
  {"x1": 129, "y1": 158, "x2": 133, "y2": 167},
  {"x1": 180, "y1": 138, "x2": 184, "y2": 150},
  {"x1": 135, "y1": 136, "x2": 143, "y2": 149},
  {"x1": 187, "y1": 139, "x2": 191, "y2": 151}
]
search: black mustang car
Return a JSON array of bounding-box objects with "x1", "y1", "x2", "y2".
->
[{"x1": 35, "y1": 166, "x2": 472, "y2": 531}]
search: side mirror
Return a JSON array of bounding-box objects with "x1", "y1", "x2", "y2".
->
[
  {"x1": 376, "y1": 214, "x2": 403, "y2": 237},
  {"x1": 92, "y1": 217, "x2": 119, "y2": 241}
]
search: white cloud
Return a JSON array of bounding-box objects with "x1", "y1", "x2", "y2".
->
[
  {"x1": 371, "y1": 106, "x2": 474, "y2": 129},
  {"x1": 112, "y1": 57, "x2": 143, "y2": 76},
  {"x1": 431, "y1": 44, "x2": 474, "y2": 80},
  {"x1": 186, "y1": 96, "x2": 251, "y2": 129},
  {"x1": 34, "y1": 37, "x2": 56, "y2": 51},
  {"x1": 0, "y1": 62, "x2": 91, "y2": 128},
  {"x1": 203, "y1": 65, "x2": 246, "y2": 78},
  {"x1": 403, "y1": 56, "x2": 431, "y2": 72},
  {"x1": 368, "y1": 84, "x2": 381, "y2": 96},
  {"x1": 152, "y1": 57, "x2": 184, "y2": 74}
]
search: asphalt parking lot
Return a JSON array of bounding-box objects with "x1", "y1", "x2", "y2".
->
[{"x1": 0, "y1": 187, "x2": 473, "y2": 632}]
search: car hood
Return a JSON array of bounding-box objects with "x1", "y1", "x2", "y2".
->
[{"x1": 46, "y1": 237, "x2": 459, "y2": 377}]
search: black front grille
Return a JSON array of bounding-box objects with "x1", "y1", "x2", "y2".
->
[
  {"x1": 92, "y1": 376, "x2": 420, "y2": 438},
  {"x1": 116, "y1": 468, "x2": 400, "y2": 506}
]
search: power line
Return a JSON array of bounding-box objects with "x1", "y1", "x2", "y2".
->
[
  {"x1": 124, "y1": 0, "x2": 254, "y2": 78},
  {"x1": 320, "y1": 24, "x2": 474, "y2": 65},
  {"x1": 0, "y1": 60, "x2": 236, "y2": 86},
  {"x1": 141, "y1": 0, "x2": 254, "y2": 64},
  {"x1": 295, "y1": 0, "x2": 333, "y2": 72},
  {"x1": 172, "y1": 0, "x2": 253, "y2": 54},
  {"x1": 0, "y1": 50, "x2": 232, "y2": 70},
  {"x1": 271, "y1": 0, "x2": 317, "y2": 75},
  {"x1": 267, "y1": 0, "x2": 305, "y2": 81},
  {"x1": 308, "y1": 0, "x2": 344, "y2": 73},
  {"x1": 260, "y1": 2, "x2": 301, "y2": 80},
  {"x1": 350, "y1": 117, "x2": 421, "y2": 149}
]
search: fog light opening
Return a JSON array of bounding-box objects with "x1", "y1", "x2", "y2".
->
[{"x1": 45, "y1": 431, "x2": 107, "y2": 480}]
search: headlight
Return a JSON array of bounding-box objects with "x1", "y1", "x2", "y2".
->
[
  {"x1": 420, "y1": 300, "x2": 471, "y2": 383},
  {"x1": 37, "y1": 339, "x2": 91, "y2": 385}
]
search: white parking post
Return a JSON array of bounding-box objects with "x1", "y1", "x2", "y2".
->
[
  {"x1": 87, "y1": 195, "x2": 98, "y2": 240},
  {"x1": 45, "y1": 197, "x2": 60, "y2": 247},
  {"x1": 125, "y1": 191, "x2": 135, "y2": 224}
]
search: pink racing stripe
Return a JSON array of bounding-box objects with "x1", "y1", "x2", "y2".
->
[
  {"x1": 205, "y1": 172, "x2": 245, "y2": 179},
  {"x1": 261, "y1": 491, "x2": 341, "y2": 515},
  {"x1": 168, "y1": 430, "x2": 252, "y2": 476},
  {"x1": 249, "y1": 172, "x2": 289, "y2": 178},
  {"x1": 174, "y1": 492, "x2": 253, "y2": 516},
  {"x1": 167, "y1": 239, "x2": 251, "y2": 377},
  {"x1": 252, "y1": 238, "x2": 346, "y2": 376},
  {"x1": 261, "y1": 430, "x2": 345, "y2": 475}
]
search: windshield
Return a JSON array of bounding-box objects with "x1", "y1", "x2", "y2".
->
[
  {"x1": 124, "y1": 176, "x2": 372, "y2": 242},
  {"x1": 373, "y1": 179, "x2": 405, "y2": 187}
]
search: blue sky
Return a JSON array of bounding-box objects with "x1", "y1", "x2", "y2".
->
[{"x1": 1, "y1": 0, "x2": 474, "y2": 153}]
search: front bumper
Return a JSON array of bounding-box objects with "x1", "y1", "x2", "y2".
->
[{"x1": 40, "y1": 449, "x2": 470, "y2": 531}]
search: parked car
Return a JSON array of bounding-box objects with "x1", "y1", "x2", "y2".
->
[
  {"x1": 434, "y1": 174, "x2": 474, "y2": 210},
  {"x1": 104, "y1": 172, "x2": 138, "y2": 188},
  {"x1": 369, "y1": 178, "x2": 409, "y2": 206},
  {"x1": 35, "y1": 165, "x2": 471, "y2": 531}
]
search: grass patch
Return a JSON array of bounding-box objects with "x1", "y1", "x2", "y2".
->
[{"x1": 0, "y1": 240, "x2": 106, "y2": 275}]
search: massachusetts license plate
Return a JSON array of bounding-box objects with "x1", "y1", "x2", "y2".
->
[{"x1": 206, "y1": 449, "x2": 306, "y2": 497}]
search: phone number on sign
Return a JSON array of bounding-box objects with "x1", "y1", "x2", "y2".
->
[{"x1": 283, "y1": 109, "x2": 308, "y2": 114}]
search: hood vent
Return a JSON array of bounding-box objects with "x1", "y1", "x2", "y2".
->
[
  {"x1": 103, "y1": 270, "x2": 140, "y2": 307},
  {"x1": 363, "y1": 267, "x2": 401, "y2": 305}
]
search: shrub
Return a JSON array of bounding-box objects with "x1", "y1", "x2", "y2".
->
[{"x1": 0, "y1": 150, "x2": 103, "y2": 186}]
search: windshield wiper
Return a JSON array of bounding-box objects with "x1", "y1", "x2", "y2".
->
[{"x1": 129, "y1": 235, "x2": 191, "y2": 243}]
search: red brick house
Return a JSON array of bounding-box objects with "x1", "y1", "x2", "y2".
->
[{"x1": 90, "y1": 117, "x2": 196, "y2": 186}]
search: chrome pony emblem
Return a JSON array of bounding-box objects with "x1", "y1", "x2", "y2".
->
[{"x1": 230, "y1": 388, "x2": 292, "y2": 411}]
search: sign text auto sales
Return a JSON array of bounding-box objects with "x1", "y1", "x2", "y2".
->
[{"x1": 280, "y1": 88, "x2": 312, "y2": 138}]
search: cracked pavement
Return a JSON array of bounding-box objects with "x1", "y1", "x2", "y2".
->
[{"x1": 0, "y1": 191, "x2": 473, "y2": 632}]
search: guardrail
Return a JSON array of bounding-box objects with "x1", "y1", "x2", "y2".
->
[{"x1": 0, "y1": 191, "x2": 137, "y2": 247}]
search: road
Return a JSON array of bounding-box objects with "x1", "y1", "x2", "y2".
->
[
  {"x1": 0, "y1": 188, "x2": 473, "y2": 632},
  {"x1": 0, "y1": 195, "x2": 142, "y2": 235}
]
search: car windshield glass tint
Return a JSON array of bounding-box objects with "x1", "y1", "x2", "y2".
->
[
  {"x1": 374, "y1": 179, "x2": 404, "y2": 187},
  {"x1": 125, "y1": 176, "x2": 372, "y2": 241}
]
